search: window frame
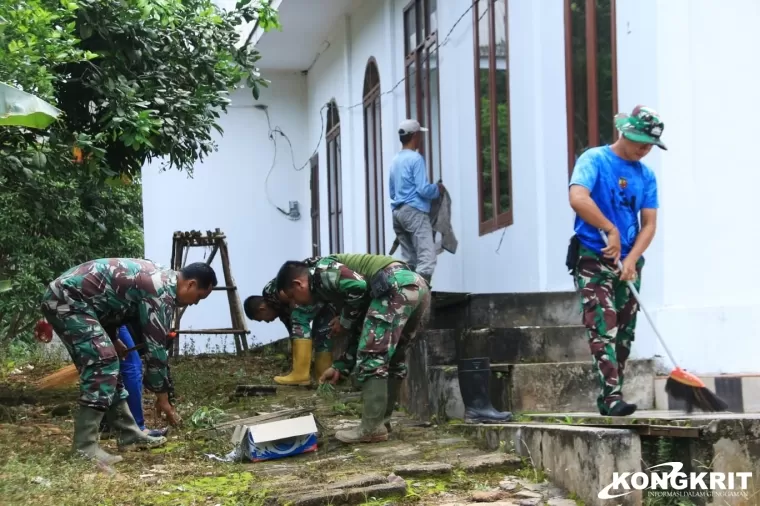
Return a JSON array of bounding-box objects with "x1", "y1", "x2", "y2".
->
[
  {"x1": 325, "y1": 100, "x2": 344, "y2": 253},
  {"x1": 363, "y1": 58, "x2": 385, "y2": 255},
  {"x1": 403, "y1": 0, "x2": 442, "y2": 184},
  {"x1": 564, "y1": 0, "x2": 618, "y2": 179},
  {"x1": 473, "y1": 0, "x2": 514, "y2": 236}
]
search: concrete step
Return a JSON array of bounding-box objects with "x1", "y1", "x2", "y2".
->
[
  {"x1": 418, "y1": 326, "x2": 589, "y2": 367},
  {"x1": 428, "y1": 291, "x2": 581, "y2": 329},
  {"x1": 455, "y1": 422, "x2": 642, "y2": 506},
  {"x1": 420, "y1": 359, "x2": 655, "y2": 420}
]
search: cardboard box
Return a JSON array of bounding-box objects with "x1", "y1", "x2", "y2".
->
[{"x1": 239, "y1": 414, "x2": 319, "y2": 462}]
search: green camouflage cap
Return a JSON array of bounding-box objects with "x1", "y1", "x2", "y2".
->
[{"x1": 614, "y1": 105, "x2": 667, "y2": 150}]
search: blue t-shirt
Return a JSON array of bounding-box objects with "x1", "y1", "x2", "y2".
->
[
  {"x1": 389, "y1": 149, "x2": 440, "y2": 213},
  {"x1": 569, "y1": 145, "x2": 659, "y2": 258}
]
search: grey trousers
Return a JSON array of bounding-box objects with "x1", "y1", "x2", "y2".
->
[{"x1": 392, "y1": 204, "x2": 437, "y2": 279}]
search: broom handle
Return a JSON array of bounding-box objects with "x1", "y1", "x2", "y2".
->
[{"x1": 598, "y1": 229, "x2": 680, "y2": 370}]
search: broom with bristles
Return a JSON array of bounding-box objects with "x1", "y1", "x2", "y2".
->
[
  {"x1": 35, "y1": 343, "x2": 144, "y2": 391},
  {"x1": 35, "y1": 331, "x2": 178, "y2": 391},
  {"x1": 599, "y1": 230, "x2": 728, "y2": 413}
]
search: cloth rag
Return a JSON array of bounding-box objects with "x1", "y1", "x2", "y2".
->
[
  {"x1": 429, "y1": 185, "x2": 458, "y2": 255},
  {"x1": 388, "y1": 185, "x2": 458, "y2": 256}
]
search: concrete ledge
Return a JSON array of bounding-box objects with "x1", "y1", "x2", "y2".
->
[
  {"x1": 497, "y1": 359, "x2": 656, "y2": 413},
  {"x1": 427, "y1": 292, "x2": 580, "y2": 329},
  {"x1": 426, "y1": 359, "x2": 655, "y2": 419},
  {"x1": 457, "y1": 423, "x2": 643, "y2": 506},
  {"x1": 418, "y1": 326, "x2": 589, "y2": 367},
  {"x1": 691, "y1": 418, "x2": 760, "y2": 506}
]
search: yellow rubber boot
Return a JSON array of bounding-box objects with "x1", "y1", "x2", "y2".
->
[
  {"x1": 313, "y1": 351, "x2": 333, "y2": 382},
  {"x1": 274, "y1": 339, "x2": 312, "y2": 386}
]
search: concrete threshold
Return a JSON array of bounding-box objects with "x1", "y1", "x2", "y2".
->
[{"x1": 521, "y1": 410, "x2": 760, "y2": 426}]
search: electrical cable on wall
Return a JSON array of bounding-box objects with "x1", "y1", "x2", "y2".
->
[
  {"x1": 335, "y1": 2, "x2": 477, "y2": 112},
  {"x1": 256, "y1": 102, "x2": 327, "y2": 220}
]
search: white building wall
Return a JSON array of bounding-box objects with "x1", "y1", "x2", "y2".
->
[
  {"x1": 616, "y1": 0, "x2": 760, "y2": 372},
  {"x1": 653, "y1": 0, "x2": 760, "y2": 374},
  {"x1": 142, "y1": 0, "x2": 760, "y2": 373},
  {"x1": 303, "y1": 0, "x2": 576, "y2": 294},
  {"x1": 614, "y1": 0, "x2": 663, "y2": 363},
  {"x1": 142, "y1": 73, "x2": 310, "y2": 351}
]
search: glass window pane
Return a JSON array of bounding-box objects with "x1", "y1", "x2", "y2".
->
[
  {"x1": 477, "y1": 0, "x2": 493, "y2": 222},
  {"x1": 428, "y1": 0, "x2": 438, "y2": 34},
  {"x1": 404, "y1": 6, "x2": 416, "y2": 55},
  {"x1": 495, "y1": 0, "x2": 510, "y2": 214},
  {"x1": 570, "y1": 0, "x2": 589, "y2": 161},
  {"x1": 407, "y1": 60, "x2": 418, "y2": 121},
  {"x1": 421, "y1": 51, "x2": 430, "y2": 169},
  {"x1": 595, "y1": 0, "x2": 614, "y2": 146},
  {"x1": 366, "y1": 105, "x2": 377, "y2": 253},
  {"x1": 374, "y1": 100, "x2": 385, "y2": 253},
  {"x1": 415, "y1": 0, "x2": 423, "y2": 46},
  {"x1": 336, "y1": 136, "x2": 344, "y2": 253},
  {"x1": 328, "y1": 139, "x2": 338, "y2": 251},
  {"x1": 428, "y1": 47, "x2": 441, "y2": 183}
]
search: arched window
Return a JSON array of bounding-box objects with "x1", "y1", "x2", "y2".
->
[
  {"x1": 326, "y1": 100, "x2": 343, "y2": 253},
  {"x1": 363, "y1": 59, "x2": 384, "y2": 254}
]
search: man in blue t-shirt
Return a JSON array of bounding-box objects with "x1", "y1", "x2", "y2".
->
[
  {"x1": 389, "y1": 119, "x2": 444, "y2": 285},
  {"x1": 568, "y1": 105, "x2": 665, "y2": 417}
]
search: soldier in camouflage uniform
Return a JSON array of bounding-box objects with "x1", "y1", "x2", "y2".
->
[
  {"x1": 568, "y1": 105, "x2": 663, "y2": 416},
  {"x1": 276, "y1": 253, "x2": 430, "y2": 444},
  {"x1": 40, "y1": 259, "x2": 217, "y2": 464},
  {"x1": 243, "y1": 275, "x2": 338, "y2": 385}
]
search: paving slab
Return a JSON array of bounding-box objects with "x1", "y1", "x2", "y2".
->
[{"x1": 222, "y1": 375, "x2": 587, "y2": 506}]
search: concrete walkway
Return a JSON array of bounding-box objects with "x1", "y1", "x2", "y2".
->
[{"x1": 228, "y1": 387, "x2": 580, "y2": 505}]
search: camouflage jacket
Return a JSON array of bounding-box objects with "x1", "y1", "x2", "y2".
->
[
  {"x1": 307, "y1": 257, "x2": 370, "y2": 332},
  {"x1": 45, "y1": 258, "x2": 177, "y2": 394},
  {"x1": 262, "y1": 278, "x2": 286, "y2": 313},
  {"x1": 263, "y1": 254, "x2": 325, "y2": 334}
]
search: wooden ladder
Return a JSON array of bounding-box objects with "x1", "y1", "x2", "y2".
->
[{"x1": 169, "y1": 228, "x2": 250, "y2": 356}]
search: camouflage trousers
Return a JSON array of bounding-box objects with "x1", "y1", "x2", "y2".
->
[
  {"x1": 575, "y1": 246, "x2": 644, "y2": 414},
  {"x1": 40, "y1": 294, "x2": 127, "y2": 411},
  {"x1": 286, "y1": 304, "x2": 337, "y2": 353},
  {"x1": 311, "y1": 304, "x2": 337, "y2": 353},
  {"x1": 353, "y1": 267, "x2": 431, "y2": 382}
]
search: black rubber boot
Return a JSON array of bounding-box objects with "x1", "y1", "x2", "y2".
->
[{"x1": 457, "y1": 358, "x2": 513, "y2": 423}]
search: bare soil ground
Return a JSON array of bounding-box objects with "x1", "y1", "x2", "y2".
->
[{"x1": 0, "y1": 348, "x2": 572, "y2": 506}]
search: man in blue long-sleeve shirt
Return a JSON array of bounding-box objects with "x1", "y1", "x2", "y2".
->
[{"x1": 389, "y1": 119, "x2": 444, "y2": 284}]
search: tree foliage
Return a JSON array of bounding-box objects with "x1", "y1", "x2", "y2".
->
[
  {"x1": 56, "y1": 0, "x2": 279, "y2": 177},
  {"x1": 0, "y1": 0, "x2": 279, "y2": 343}
]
